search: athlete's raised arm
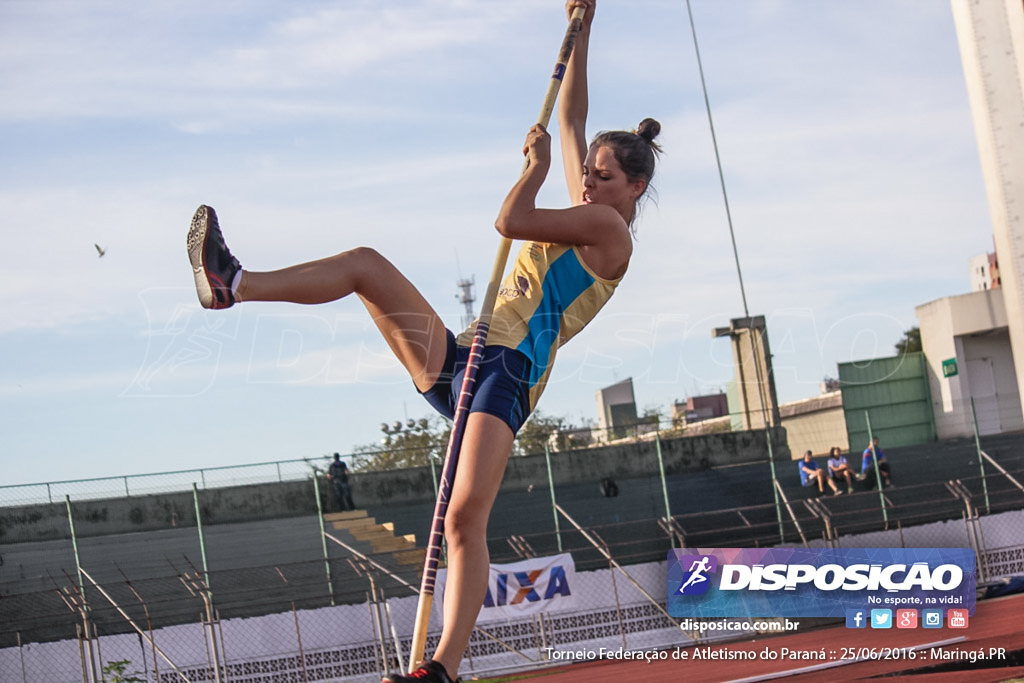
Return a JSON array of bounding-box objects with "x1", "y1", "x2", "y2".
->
[{"x1": 558, "y1": 0, "x2": 595, "y2": 207}]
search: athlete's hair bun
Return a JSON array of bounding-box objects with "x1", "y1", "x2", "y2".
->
[{"x1": 636, "y1": 118, "x2": 661, "y2": 145}]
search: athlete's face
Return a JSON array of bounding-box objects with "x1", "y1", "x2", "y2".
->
[{"x1": 581, "y1": 145, "x2": 646, "y2": 219}]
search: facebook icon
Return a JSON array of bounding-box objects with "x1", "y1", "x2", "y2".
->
[{"x1": 845, "y1": 609, "x2": 867, "y2": 629}]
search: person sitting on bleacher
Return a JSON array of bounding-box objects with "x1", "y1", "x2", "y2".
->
[
  {"x1": 827, "y1": 446, "x2": 856, "y2": 494},
  {"x1": 861, "y1": 437, "x2": 892, "y2": 489},
  {"x1": 800, "y1": 450, "x2": 841, "y2": 496}
]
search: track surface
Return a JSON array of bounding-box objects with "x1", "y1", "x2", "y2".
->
[{"x1": 498, "y1": 594, "x2": 1024, "y2": 682}]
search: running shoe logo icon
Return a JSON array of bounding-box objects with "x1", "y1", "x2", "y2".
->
[{"x1": 677, "y1": 555, "x2": 717, "y2": 596}]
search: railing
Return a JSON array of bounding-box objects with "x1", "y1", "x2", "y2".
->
[
  {"x1": 0, "y1": 417, "x2": 737, "y2": 509},
  {"x1": 0, "y1": 457, "x2": 339, "y2": 508},
  {"x1": 3, "y1": 487, "x2": 1023, "y2": 682}
]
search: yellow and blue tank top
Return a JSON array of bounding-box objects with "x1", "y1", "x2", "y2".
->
[{"x1": 456, "y1": 242, "x2": 622, "y2": 410}]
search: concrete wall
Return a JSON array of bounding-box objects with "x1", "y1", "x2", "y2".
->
[
  {"x1": 917, "y1": 288, "x2": 1021, "y2": 439},
  {"x1": 780, "y1": 392, "x2": 848, "y2": 458},
  {"x1": 0, "y1": 428, "x2": 788, "y2": 544},
  {"x1": 961, "y1": 330, "x2": 1024, "y2": 434}
]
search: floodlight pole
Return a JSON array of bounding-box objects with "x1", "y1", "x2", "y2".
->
[{"x1": 686, "y1": 0, "x2": 785, "y2": 541}]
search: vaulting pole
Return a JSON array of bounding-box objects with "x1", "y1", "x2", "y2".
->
[{"x1": 407, "y1": 7, "x2": 587, "y2": 672}]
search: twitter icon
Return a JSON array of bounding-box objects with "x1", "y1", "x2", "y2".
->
[{"x1": 870, "y1": 609, "x2": 892, "y2": 629}]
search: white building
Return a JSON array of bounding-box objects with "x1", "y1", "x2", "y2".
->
[
  {"x1": 952, "y1": 0, "x2": 1024, "y2": 429},
  {"x1": 969, "y1": 252, "x2": 999, "y2": 292},
  {"x1": 917, "y1": 287, "x2": 1023, "y2": 437}
]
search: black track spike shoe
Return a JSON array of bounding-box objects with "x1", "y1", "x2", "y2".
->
[{"x1": 187, "y1": 205, "x2": 241, "y2": 310}]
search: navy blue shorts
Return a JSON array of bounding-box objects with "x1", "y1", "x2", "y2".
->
[{"x1": 419, "y1": 330, "x2": 533, "y2": 434}]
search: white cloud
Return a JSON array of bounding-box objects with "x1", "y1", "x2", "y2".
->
[{"x1": 0, "y1": 0, "x2": 995, "y2": 484}]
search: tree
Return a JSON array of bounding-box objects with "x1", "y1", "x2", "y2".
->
[
  {"x1": 352, "y1": 416, "x2": 451, "y2": 471},
  {"x1": 641, "y1": 406, "x2": 663, "y2": 426},
  {"x1": 513, "y1": 411, "x2": 567, "y2": 456},
  {"x1": 513, "y1": 411, "x2": 598, "y2": 455},
  {"x1": 353, "y1": 409, "x2": 590, "y2": 469},
  {"x1": 895, "y1": 326, "x2": 922, "y2": 355}
]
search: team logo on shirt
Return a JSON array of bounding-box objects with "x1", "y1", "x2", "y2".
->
[{"x1": 499, "y1": 275, "x2": 530, "y2": 300}]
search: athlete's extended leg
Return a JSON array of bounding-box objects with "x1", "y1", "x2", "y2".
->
[
  {"x1": 188, "y1": 205, "x2": 448, "y2": 390},
  {"x1": 238, "y1": 248, "x2": 449, "y2": 390}
]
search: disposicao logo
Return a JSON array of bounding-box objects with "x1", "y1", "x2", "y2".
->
[
  {"x1": 675, "y1": 555, "x2": 717, "y2": 596},
  {"x1": 667, "y1": 548, "x2": 976, "y2": 619}
]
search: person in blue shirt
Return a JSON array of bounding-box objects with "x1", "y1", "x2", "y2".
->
[
  {"x1": 800, "y1": 450, "x2": 841, "y2": 495},
  {"x1": 861, "y1": 437, "x2": 892, "y2": 488},
  {"x1": 828, "y1": 446, "x2": 856, "y2": 493}
]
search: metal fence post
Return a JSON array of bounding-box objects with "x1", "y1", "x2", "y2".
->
[
  {"x1": 65, "y1": 496, "x2": 86, "y2": 605},
  {"x1": 312, "y1": 471, "x2": 336, "y2": 606},
  {"x1": 430, "y1": 455, "x2": 439, "y2": 500},
  {"x1": 17, "y1": 632, "x2": 27, "y2": 683},
  {"x1": 544, "y1": 444, "x2": 562, "y2": 553},
  {"x1": 65, "y1": 497, "x2": 99, "y2": 683},
  {"x1": 655, "y1": 433, "x2": 674, "y2": 547},
  {"x1": 192, "y1": 483, "x2": 211, "y2": 587},
  {"x1": 215, "y1": 612, "x2": 226, "y2": 683},
  {"x1": 292, "y1": 603, "x2": 310, "y2": 682},
  {"x1": 609, "y1": 556, "x2": 627, "y2": 650},
  {"x1": 864, "y1": 412, "x2": 889, "y2": 526},
  {"x1": 970, "y1": 398, "x2": 991, "y2": 513},
  {"x1": 764, "y1": 427, "x2": 785, "y2": 543}
]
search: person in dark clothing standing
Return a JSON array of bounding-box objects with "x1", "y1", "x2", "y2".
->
[{"x1": 327, "y1": 453, "x2": 355, "y2": 511}]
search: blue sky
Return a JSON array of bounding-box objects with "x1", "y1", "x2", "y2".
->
[{"x1": 1, "y1": 1, "x2": 992, "y2": 486}]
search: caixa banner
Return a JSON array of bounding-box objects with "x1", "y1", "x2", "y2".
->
[
  {"x1": 438, "y1": 553, "x2": 576, "y2": 622},
  {"x1": 667, "y1": 548, "x2": 976, "y2": 618}
]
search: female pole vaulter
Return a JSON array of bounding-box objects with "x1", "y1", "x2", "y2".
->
[{"x1": 186, "y1": 2, "x2": 660, "y2": 680}]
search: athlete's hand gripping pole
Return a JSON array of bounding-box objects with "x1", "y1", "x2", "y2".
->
[{"x1": 407, "y1": 6, "x2": 587, "y2": 673}]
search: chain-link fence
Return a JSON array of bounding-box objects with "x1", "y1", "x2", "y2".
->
[
  {"x1": 3, "y1": 426, "x2": 1024, "y2": 682},
  {"x1": 0, "y1": 458, "x2": 350, "y2": 509}
]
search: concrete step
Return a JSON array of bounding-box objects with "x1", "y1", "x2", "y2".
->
[
  {"x1": 368, "y1": 538, "x2": 418, "y2": 553},
  {"x1": 393, "y1": 547, "x2": 429, "y2": 566},
  {"x1": 358, "y1": 531, "x2": 417, "y2": 547},
  {"x1": 323, "y1": 510, "x2": 368, "y2": 523},
  {"x1": 331, "y1": 517, "x2": 380, "y2": 531},
  {"x1": 347, "y1": 525, "x2": 391, "y2": 540},
  {"x1": 325, "y1": 510, "x2": 424, "y2": 565}
]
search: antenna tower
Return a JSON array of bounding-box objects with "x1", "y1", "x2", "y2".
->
[{"x1": 457, "y1": 275, "x2": 476, "y2": 330}]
